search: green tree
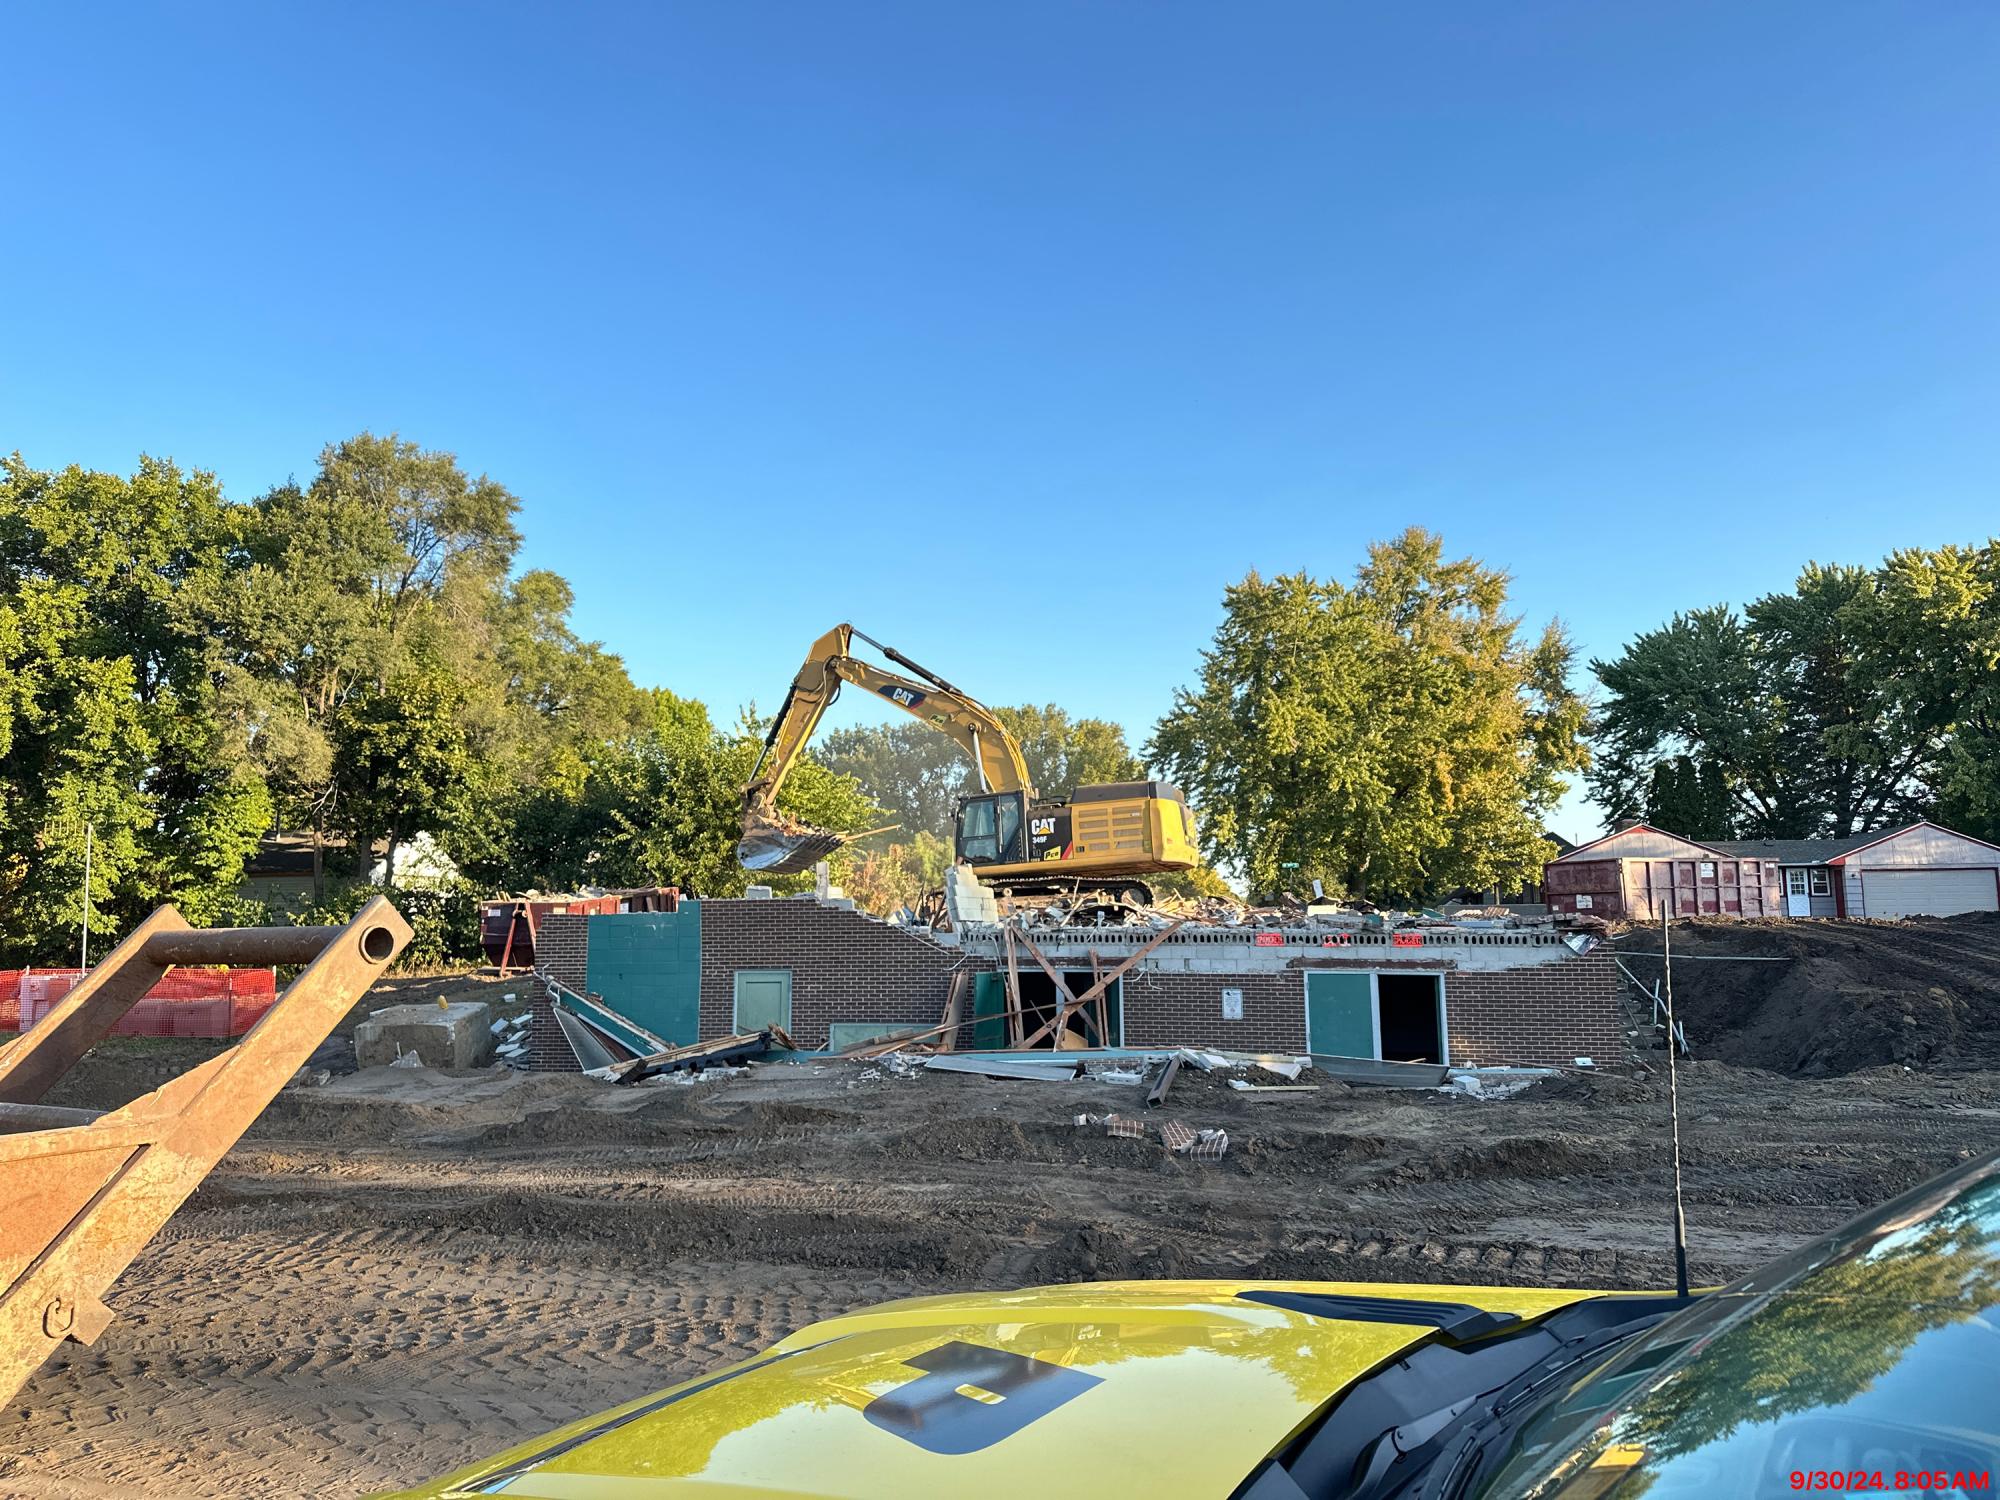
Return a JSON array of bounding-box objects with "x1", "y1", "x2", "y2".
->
[
  {"x1": 993, "y1": 704, "x2": 1147, "y2": 798},
  {"x1": 1590, "y1": 563, "x2": 1940, "y2": 838},
  {"x1": 1149, "y1": 529, "x2": 1585, "y2": 903},
  {"x1": 0, "y1": 454, "x2": 271, "y2": 958},
  {"x1": 814, "y1": 720, "x2": 975, "y2": 843},
  {"x1": 1871, "y1": 541, "x2": 2000, "y2": 840},
  {"x1": 508, "y1": 692, "x2": 882, "y2": 899},
  {"x1": 1643, "y1": 756, "x2": 1735, "y2": 840},
  {"x1": 331, "y1": 665, "x2": 477, "y2": 878}
]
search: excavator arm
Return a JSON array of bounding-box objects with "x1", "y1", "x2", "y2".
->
[{"x1": 739, "y1": 624, "x2": 1033, "y2": 875}]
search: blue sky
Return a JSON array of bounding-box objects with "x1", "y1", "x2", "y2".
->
[{"x1": 5, "y1": 2, "x2": 1996, "y2": 842}]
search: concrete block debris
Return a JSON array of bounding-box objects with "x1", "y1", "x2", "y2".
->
[
  {"x1": 357, "y1": 1001, "x2": 494, "y2": 1070},
  {"x1": 1438, "y1": 1067, "x2": 1556, "y2": 1101}
]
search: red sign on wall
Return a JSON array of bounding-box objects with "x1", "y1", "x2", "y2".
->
[
  {"x1": 1391, "y1": 932, "x2": 1424, "y2": 948},
  {"x1": 1253, "y1": 931, "x2": 1284, "y2": 947}
]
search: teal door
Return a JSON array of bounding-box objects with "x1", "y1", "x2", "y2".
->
[
  {"x1": 733, "y1": 970, "x2": 792, "y2": 1033},
  {"x1": 1305, "y1": 972, "x2": 1375, "y2": 1059},
  {"x1": 972, "y1": 972, "x2": 1009, "y2": 1050}
]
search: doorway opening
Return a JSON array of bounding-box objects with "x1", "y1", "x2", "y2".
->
[
  {"x1": 1011, "y1": 971, "x2": 1121, "y2": 1048},
  {"x1": 1375, "y1": 973, "x2": 1444, "y2": 1064}
]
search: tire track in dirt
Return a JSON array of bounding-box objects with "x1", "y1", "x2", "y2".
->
[{"x1": 9, "y1": 1047, "x2": 1994, "y2": 1497}]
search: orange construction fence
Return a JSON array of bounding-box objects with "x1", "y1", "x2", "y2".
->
[{"x1": 0, "y1": 967, "x2": 279, "y2": 1037}]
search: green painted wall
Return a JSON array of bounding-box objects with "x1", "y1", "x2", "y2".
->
[{"x1": 584, "y1": 905, "x2": 702, "y2": 1047}]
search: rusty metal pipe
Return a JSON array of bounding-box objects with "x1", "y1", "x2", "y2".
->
[
  {"x1": 0, "y1": 1102, "x2": 105, "y2": 1135},
  {"x1": 141, "y1": 924, "x2": 385, "y2": 967}
]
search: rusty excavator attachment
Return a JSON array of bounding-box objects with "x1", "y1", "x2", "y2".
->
[
  {"x1": 0, "y1": 897, "x2": 412, "y2": 1411},
  {"x1": 736, "y1": 813, "x2": 853, "y2": 875}
]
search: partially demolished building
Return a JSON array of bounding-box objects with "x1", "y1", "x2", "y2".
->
[{"x1": 525, "y1": 896, "x2": 1621, "y2": 1073}]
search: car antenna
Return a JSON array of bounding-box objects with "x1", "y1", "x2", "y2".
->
[{"x1": 1662, "y1": 902, "x2": 1692, "y2": 1299}]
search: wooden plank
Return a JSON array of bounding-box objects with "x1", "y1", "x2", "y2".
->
[
  {"x1": 1004, "y1": 927, "x2": 1024, "y2": 1047},
  {"x1": 1090, "y1": 948, "x2": 1108, "y2": 1049},
  {"x1": 1011, "y1": 930, "x2": 1082, "y2": 1047},
  {"x1": 936, "y1": 970, "x2": 969, "y2": 1054},
  {"x1": 607, "y1": 1025, "x2": 794, "y2": 1081}
]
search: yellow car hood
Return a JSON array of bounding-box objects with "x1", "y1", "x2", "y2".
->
[{"x1": 393, "y1": 1279, "x2": 1608, "y2": 1500}]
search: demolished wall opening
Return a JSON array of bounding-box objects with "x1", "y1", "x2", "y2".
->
[
  {"x1": 1376, "y1": 973, "x2": 1445, "y2": 1064},
  {"x1": 1012, "y1": 970, "x2": 1122, "y2": 1048}
]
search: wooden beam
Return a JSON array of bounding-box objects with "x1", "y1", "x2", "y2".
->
[
  {"x1": 936, "y1": 970, "x2": 969, "y2": 1054},
  {"x1": 1004, "y1": 926, "x2": 1025, "y2": 1047},
  {"x1": 1010, "y1": 929, "x2": 1081, "y2": 1048},
  {"x1": 1090, "y1": 948, "x2": 1109, "y2": 1048}
]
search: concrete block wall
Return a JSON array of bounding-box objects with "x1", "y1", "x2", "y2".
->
[{"x1": 697, "y1": 898, "x2": 984, "y2": 1049}]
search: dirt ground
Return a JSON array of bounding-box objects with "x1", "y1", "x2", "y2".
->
[
  {"x1": 6, "y1": 978, "x2": 1999, "y2": 1499},
  {"x1": 1611, "y1": 910, "x2": 2000, "y2": 1075}
]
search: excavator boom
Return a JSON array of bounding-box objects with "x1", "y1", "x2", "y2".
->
[{"x1": 739, "y1": 625, "x2": 1033, "y2": 875}]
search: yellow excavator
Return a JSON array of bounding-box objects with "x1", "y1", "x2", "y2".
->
[{"x1": 739, "y1": 624, "x2": 1200, "y2": 907}]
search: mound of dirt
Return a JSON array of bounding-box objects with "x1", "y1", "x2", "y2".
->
[{"x1": 1616, "y1": 912, "x2": 2000, "y2": 1075}]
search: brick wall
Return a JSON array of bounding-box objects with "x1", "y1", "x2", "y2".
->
[
  {"x1": 537, "y1": 913, "x2": 589, "y2": 993},
  {"x1": 697, "y1": 899, "x2": 985, "y2": 1049},
  {"x1": 523, "y1": 914, "x2": 592, "y2": 1072},
  {"x1": 523, "y1": 896, "x2": 1624, "y2": 1069},
  {"x1": 1121, "y1": 952, "x2": 1624, "y2": 1066},
  {"x1": 524, "y1": 971, "x2": 580, "y2": 1072},
  {"x1": 1439, "y1": 951, "x2": 1625, "y2": 1067},
  {"x1": 1119, "y1": 969, "x2": 1303, "y2": 1052}
]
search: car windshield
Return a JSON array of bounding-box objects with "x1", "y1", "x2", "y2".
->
[{"x1": 1485, "y1": 1163, "x2": 2000, "y2": 1498}]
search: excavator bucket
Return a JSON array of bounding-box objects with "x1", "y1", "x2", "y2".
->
[
  {"x1": 0, "y1": 897, "x2": 411, "y2": 1410},
  {"x1": 736, "y1": 813, "x2": 852, "y2": 875}
]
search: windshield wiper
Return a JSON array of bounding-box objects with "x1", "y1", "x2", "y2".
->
[{"x1": 1353, "y1": 1320, "x2": 1652, "y2": 1500}]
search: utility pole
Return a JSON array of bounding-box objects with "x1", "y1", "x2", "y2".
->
[
  {"x1": 80, "y1": 820, "x2": 94, "y2": 970},
  {"x1": 1663, "y1": 902, "x2": 1691, "y2": 1298}
]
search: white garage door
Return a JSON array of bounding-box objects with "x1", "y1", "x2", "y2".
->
[{"x1": 1863, "y1": 868, "x2": 1999, "y2": 918}]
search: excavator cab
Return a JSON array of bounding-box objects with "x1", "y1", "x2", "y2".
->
[{"x1": 955, "y1": 791, "x2": 1027, "y2": 867}]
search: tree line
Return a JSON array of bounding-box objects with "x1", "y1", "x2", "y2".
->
[
  {"x1": 0, "y1": 436, "x2": 877, "y2": 965},
  {"x1": 5, "y1": 435, "x2": 1993, "y2": 965},
  {"x1": 1589, "y1": 549, "x2": 2000, "y2": 843}
]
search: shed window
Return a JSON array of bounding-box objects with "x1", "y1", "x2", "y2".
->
[{"x1": 1809, "y1": 867, "x2": 1832, "y2": 896}]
